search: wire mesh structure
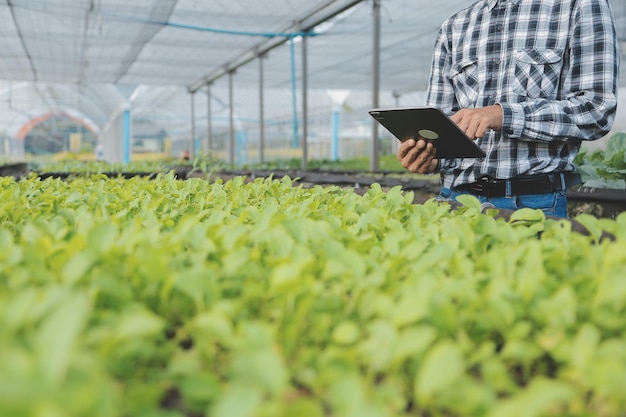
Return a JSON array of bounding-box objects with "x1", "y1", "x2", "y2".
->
[{"x1": 0, "y1": 0, "x2": 625, "y2": 166}]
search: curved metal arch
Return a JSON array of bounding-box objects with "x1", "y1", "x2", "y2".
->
[{"x1": 6, "y1": 105, "x2": 101, "y2": 140}]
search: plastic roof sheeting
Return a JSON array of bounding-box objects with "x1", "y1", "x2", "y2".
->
[{"x1": 1, "y1": 0, "x2": 366, "y2": 86}]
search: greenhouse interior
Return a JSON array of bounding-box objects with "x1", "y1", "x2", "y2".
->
[
  {"x1": 1, "y1": 0, "x2": 625, "y2": 169},
  {"x1": 4, "y1": 2, "x2": 626, "y2": 417}
]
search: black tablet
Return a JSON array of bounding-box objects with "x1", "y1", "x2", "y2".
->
[{"x1": 369, "y1": 106, "x2": 486, "y2": 159}]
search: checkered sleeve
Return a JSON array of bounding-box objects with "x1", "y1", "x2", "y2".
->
[{"x1": 499, "y1": 0, "x2": 619, "y2": 143}]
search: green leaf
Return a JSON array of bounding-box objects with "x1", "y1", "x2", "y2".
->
[
  {"x1": 62, "y1": 252, "x2": 94, "y2": 286},
  {"x1": 605, "y1": 132, "x2": 626, "y2": 160},
  {"x1": 281, "y1": 398, "x2": 326, "y2": 417},
  {"x1": 573, "y1": 213, "x2": 603, "y2": 242},
  {"x1": 36, "y1": 292, "x2": 90, "y2": 383},
  {"x1": 608, "y1": 150, "x2": 626, "y2": 170},
  {"x1": 455, "y1": 194, "x2": 482, "y2": 212},
  {"x1": 570, "y1": 323, "x2": 600, "y2": 373},
  {"x1": 328, "y1": 374, "x2": 387, "y2": 417},
  {"x1": 190, "y1": 312, "x2": 234, "y2": 344},
  {"x1": 487, "y1": 378, "x2": 574, "y2": 417},
  {"x1": 509, "y1": 207, "x2": 545, "y2": 223},
  {"x1": 359, "y1": 320, "x2": 397, "y2": 371},
  {"x1": 86, "y1": 222, "x2": 119, "y2": 253},
  {"x1": 415, "y1": 340, "x2": 464, "y2": 402},
  {"x1": 392, "y1": 325, "x2": 437, "y2": 365},
  {"x1": 331, "y1": 321, "x2": 360, "y2": 346},
  {"x1": 178, "y1": 372, "x2": 221, "y2": 407},
  {"x1": 535, "y1": 286, "x2": 577, "y2": 327},
  {"x1": 230, "y1": 323, "x2": 288, "y2": 395},
  {"x1": 210, "y1": 384, "x2": 264, "y2": 417},
  {"x1": 113, "y1": 307, "x2": 165, "y2": 341},
  {"x1": 270, "y1": 259, "x2": 312, "y2": 291},
  {"x1": 481, "y1": 357, "x2": 517, "y2": 392}
]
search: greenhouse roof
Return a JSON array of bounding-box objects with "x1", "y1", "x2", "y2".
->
[{"x1": 0, "y1": 0, "x2": 456, "y2": 91}]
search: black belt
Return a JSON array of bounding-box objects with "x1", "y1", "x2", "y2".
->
[{"x1": 453, "y1": 172, "x2": 582, "y2": 197}]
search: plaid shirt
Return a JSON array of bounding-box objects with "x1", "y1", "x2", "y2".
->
[{"x1": 427, "y1": 0, "x2": 619, "y2": 189}]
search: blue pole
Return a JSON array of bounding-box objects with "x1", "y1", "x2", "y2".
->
[
  {"x1": 123, "y1": 107, "x2": 131, "y2": 164},
  {"x1": 290, "y1": 37, "x2": 299, "y2": 149},
  {"x1": 332, "y1": 110, "x2": 340, "y2": 161},
  {"x1": 237, "y1": 130, "x2": 248, "y2": 164}
]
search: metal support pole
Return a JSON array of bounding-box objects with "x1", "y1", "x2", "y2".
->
[
  {"x1": 123, "y1": 103, "x2": 131, "y2": 164},
  {"x1": 190, "y1": 91, "x2": 196, "y2": 160},
  {"x1": 332, "y1": 109, "x2": 340, "y2": 161},
  {"x1": 289, "y1": 38, "x2": 299, "y2": 149},
  {"x1": 371, "y1": 0, "x2": 381, "y2": 171},
  {"x1": 228, "y1": 70, "x2": 235, "y2": 166},
  {"x1": 258, "y1": 54, "x2": 265, "y2": 164},
  {"x1": 206, "y1": 84, "x2": 213, "y2": 156},
  {"x1": 393, "y1": 91, "x2": 401, "y2": 107},
  {"x1": 302, "y1": 35, "x2": 308, "y2": 171}
]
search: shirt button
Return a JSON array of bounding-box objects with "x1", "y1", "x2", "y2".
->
[{"x1": 496, "y1": 24, "x2": 504, "y2": 31}]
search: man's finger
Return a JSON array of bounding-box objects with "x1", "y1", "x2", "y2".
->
[{"x1": 397, "y1": 138, "x2": 416, "y2": 158}]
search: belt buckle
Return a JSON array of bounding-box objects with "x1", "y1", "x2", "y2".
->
[
  {"x1": 469, "y1": 176, "x2": 493, "y2": 196},
  {"x1": 468, "y1": 182, "x2": 485, "y2": 193}
]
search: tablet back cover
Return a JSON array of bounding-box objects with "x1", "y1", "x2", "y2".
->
[{"x1": 369, "y1": 107, "x2": 486, "y2": 159}]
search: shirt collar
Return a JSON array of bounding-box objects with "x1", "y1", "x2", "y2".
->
[{"x1": 486, "y1": 0, "x2": 521, "y2": 10}]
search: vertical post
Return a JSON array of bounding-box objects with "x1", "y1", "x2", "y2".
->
[
  {"x1": 228, "y1": 70, "x2": 235, "y2": 166},
  {"x1": 301, "y1": 34, "x2": 308, "y2": 171},
  {"x1": 289, "y1": 37, "x2": 299, "y2": 149},
  {"x1": 206, "y1": 83, "x2": 213, "y2": 155},
  {"x1": 329, "y1": 90, "x2": 349, "y2": 162},
  {"x1": 123, "y1": 102, "x2": 131, "y2": 164},
  {"x1": 371, "y1": 0, "x2": 381, "y2": 171},
  {"x1": 394, "y1": 91, "x2": 401, "y2": 107},
  {"x1": 332, "y1": 109, "x2": 340, "y2": 161},
  {"x1": 258, "y1": 53, "x2": 265, "y2": 164},
  {"x1": 190, "y1": 91, "x2": 196, "y2": 160}
]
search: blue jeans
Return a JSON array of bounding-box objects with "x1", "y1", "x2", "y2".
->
[{"x1": 438, "y1": 187, "x2": 569, "y2": 218}]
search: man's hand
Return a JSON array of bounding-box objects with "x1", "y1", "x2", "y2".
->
[
  {"x1": 397, "y1": 138, "x2": 438, "y2": 174},
  {"x1": 450, "y1": 104, "x2": 503, "y2": 139}
]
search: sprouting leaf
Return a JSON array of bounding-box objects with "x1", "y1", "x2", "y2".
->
[
  {"x1": 487, "y1": 378, "x2": 574, "y2": 417},
  {"x1": 455, "y1": 194, "x2": 482, "y2": 212},
  {"x1": 211, "y1": 384, "x2": 264, "y2": 417},
  {"x1": 113, "y1": 307, "x2": 165, "y2": 341},
  {"x1": 509, "y1": 207, "x2": 545, "y2": 223},
  {"x1": 35, "y1": 292, "x2": 91, "y2": 383},
  {"x1": 229, "y1": 323, "x2": 288, "y2": 395},
  {"x1": 573, "y1": 213, "x2": 603, "y2": 242},
  {"x1": 281, "y1": 398, "x2": 326, "y2": 417},
  {"x1": 332, "y1": 321, "x2": 360, "y2": 346},
  {"x1": 191, "y1": 312, "x2": 234, "y2": 344},
  {"x1": 415, "y1": 340, "x2": 464, "y2": 402},
  {"x1": 86, "y1": 222, "x2": 119, "y2": 253},
  {"x1": 392, "y1": 325, "x2": 437, "y2": 365},
  {"x1": 62, "y1": 252, "x2": 94, "y2": 286},
  {"x1": 328, "y1": 374, "x2": 387, "y2": 417},
  {"x1": 176, "y1": 371, "x2": 221, "y2": 409},
  {"x1": 360, "y1": 320, "x2": 397, "y2": 371},
  {"x1": 570, "y1": 323, "x2": 600, "y2": 373}
]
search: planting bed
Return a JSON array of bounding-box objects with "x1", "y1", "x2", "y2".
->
[{"x1": 1, "y1": 172, "x2": 625, "y2": 416}]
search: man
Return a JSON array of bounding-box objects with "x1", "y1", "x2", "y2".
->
[{"x1": 398, "y1": 0, "x2": 619, "y2": 217}]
